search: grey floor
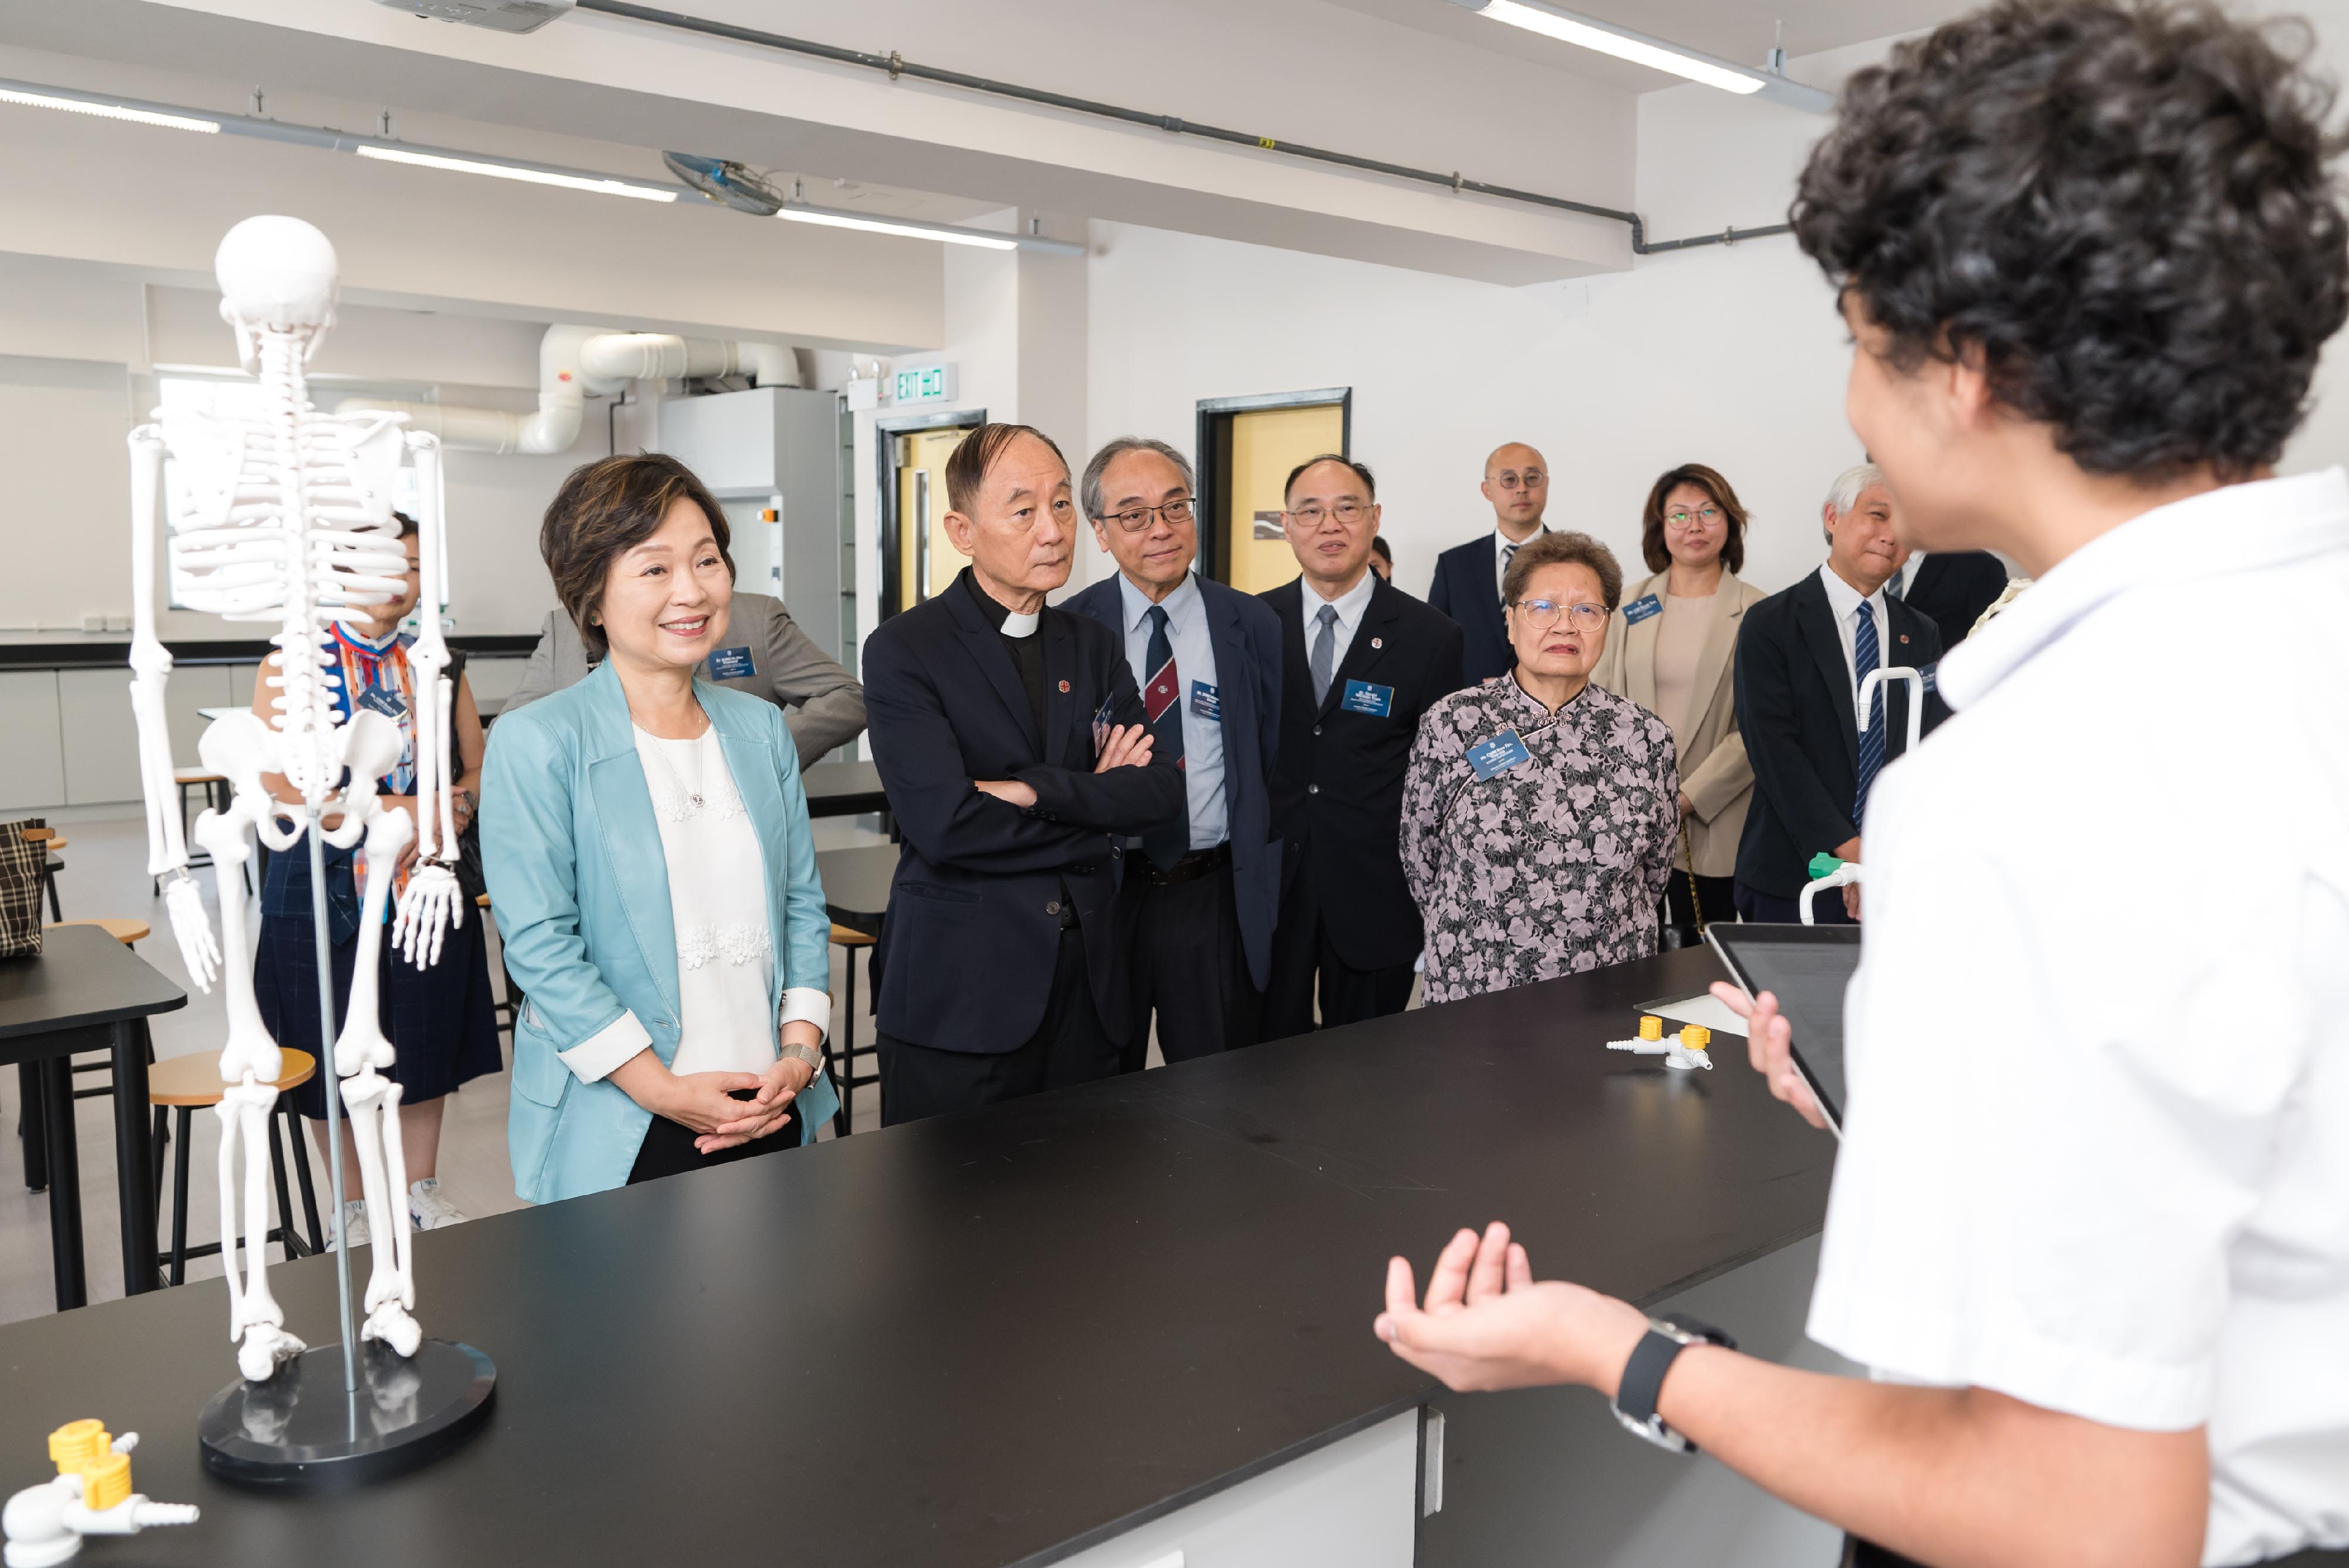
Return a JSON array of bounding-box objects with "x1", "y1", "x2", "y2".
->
[{"x1": 1, "y1": 807, "x2": 898, "y2": 1330}]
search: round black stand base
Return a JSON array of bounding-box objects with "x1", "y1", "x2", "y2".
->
[{"x1": 198, "y1": 1338, "x2": 495, "y2": 1492}]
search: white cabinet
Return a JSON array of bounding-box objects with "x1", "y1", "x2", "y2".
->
[
  {"x1": 1055, "y1": 1411, "x2": 1419, "y2": 1568},
  {"x1": 0, "y1": 671, "x2": 65, "y2": 815},
  {"x1": 56, "y1": 667, "x2": 140, "y2": 806}
]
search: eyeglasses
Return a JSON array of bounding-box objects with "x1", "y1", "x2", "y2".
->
[
  {"x1": 1512, "y1": 598, "x2": 1608, "y2": 632},
  {"x1": 1101, "y1": 497, "x2": 1197, "y2": 533},
  {"x1": 1285, "y1": 499, "x2": 1372, "y2": 527},
  {"x1": 1492, "y1": 470, "x2": 1546, "y2": 492},
  {"x1": 1665, "y1": 506, "x2": 1724, "y2": 530}
]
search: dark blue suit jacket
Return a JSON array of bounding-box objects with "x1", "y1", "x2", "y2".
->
[
  {"x1": 1426, "y1": 533, "x2": 1512, "y2": 685},
  {"x1": 861, "y1": 571, "x2": 1186, "y2": 1052},
  {"x1": 1064, "y1": 571, "x2": 1284, "y2": 990}
]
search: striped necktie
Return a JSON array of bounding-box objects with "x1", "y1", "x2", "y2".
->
[
  {"x1": 1853, "y1": 601, "x2": 1886, "y2": 825},
  {"x1": 1141, "y1": 604, "x2": 1189, "y2": 869},
  {"x1": 1500, "y1": 540, "x2": 1518, "y2": 601}
]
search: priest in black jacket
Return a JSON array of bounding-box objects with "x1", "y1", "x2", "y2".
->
[
  {"x1": 1261, "y1": 455, "x2": 1466, "y2": 1037},
  {"x1": 861, "y1": 423, "x2": 1186, "y2": 1123}
]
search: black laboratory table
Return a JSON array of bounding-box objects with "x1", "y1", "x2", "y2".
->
[
  {"x1": 0, "y1": 946, "x2": 1836, "y2": 1567},
  {"x1": 801, "y1": 758, "x2": 889, "y2": 821},
  {"x1": 1, "y1": 923, "x2": 187, "y2": 1311}
]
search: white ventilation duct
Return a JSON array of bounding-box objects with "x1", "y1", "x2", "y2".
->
[{"x1": 338, "y1": 323, "x2": 800, "y2": 455}]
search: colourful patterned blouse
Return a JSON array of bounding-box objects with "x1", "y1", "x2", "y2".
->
[{"x1": 1401, "y1": 674, "x2": 1680, "y2": 1006}]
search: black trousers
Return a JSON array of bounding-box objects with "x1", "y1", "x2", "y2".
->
[
  {"x1": 878, "y1": 922, "x2": 1122, "y2": 1126},
  {"x1": 1661, "y1": 871, "x2": 1736, "y2": 947},
  {"x1": 1735, "y1": 877, "x2": 1856, "y2": 926},
  {"x1": 1118, "y1": 858, "x2": 1263, "y2": 1071},
  {"x1": 627, "y1": 1093, "x2": 802, "y2": 1184},
  {"x1": 1261, "y1": 866, "x2": 1416, "y2": 1042}
]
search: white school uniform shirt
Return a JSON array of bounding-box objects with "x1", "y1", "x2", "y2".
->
[
  {"x1": 1116, "y1": 571, "x2": 1227, "y2": 853},
  {"x1": 1303, "y1": 568, "x2": 1379, "y2": 677},
  {"x1": 626, "y1": 725, "x2": 829, "y2": 1080},
  {"x1": 1815, "y1": 562, "x2": 1893, "y2": 728},
  {"x1": 1808, "y1": 470, "x2": 2349, "y2": 1566}
]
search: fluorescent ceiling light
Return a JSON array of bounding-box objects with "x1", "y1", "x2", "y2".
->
[
  {"x1": 1476, "y1": 0, "x2": 1762, "y2": 93},
  {"x1": 355, "y1": 145, "x2": 679, "y2": 201},
  {"x1": 0, "y1": 85, "x2": 220, "y2": 132},
  {"x1": 776, "y1": 204, "x2": 1020, "y2": 251}
]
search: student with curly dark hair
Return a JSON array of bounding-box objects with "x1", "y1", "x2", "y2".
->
[{"x1": 1372, "y1": 6, "x2": 2349, "y2": 1566}]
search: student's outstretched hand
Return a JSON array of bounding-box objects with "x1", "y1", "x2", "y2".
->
[
  {"x1": 1374, "y1": 1222, "x2": 1645, "y2": 1397},
  {"x1": 1708, "y1": 982, "x2": 1828, "y2": 1130}
]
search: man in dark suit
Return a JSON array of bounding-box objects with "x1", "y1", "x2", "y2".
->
[
  {"x1": 1888, "y1": 549, "x2": 2010, "y2": 651},
  {"x1": 861, "y1": 424, "x2": 1187, "y2": 1123},
  {"x1": 1733, "y1": 464, "x2": 1951, "y2": 924},
  {"x1": 1066, "y1": 437, "x2": 1283, "y2": 1064},
  {"x1": 1260, "y1": 455, "x2": 1466, "y2": 1036},
  {"x1": 1426, "y1": 442, "x2": 1549, "y2": 684}
]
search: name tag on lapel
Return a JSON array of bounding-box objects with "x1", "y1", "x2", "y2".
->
[
  {"x1": 1920, "y1": 662, "x2": 1939, "y2": 696},
  {"x1": 1189, "y1": 680, "x2": 1221, "y2": 721},
  {"x1": 707, "y1": 645, "x2": 758, "y2": 681},
  {"x1": 1340, "y1": 679, "x2": 1394, "y2": 718},
  {"x1": 1467, "y1": 728, "x2": 1533, "y2": 780},
  {"x1": 357, "y1": 687, "x2": 409, "y2": 722},
  {"x1": 1622, "y1": 594, "x2": 1663, "y2": 625}
]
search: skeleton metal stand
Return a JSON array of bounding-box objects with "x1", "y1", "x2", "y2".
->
[{"x1": 128, "y1": 214, "x2": 492, "y2": 1490}]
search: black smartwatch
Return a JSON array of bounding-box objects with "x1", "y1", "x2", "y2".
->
[{"x1": 1610, "y1": 1313, "x2": 1736, "y2": 1453}]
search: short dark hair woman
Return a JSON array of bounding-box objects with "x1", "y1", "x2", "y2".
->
[
  {"x1": 1596, "y1": 464, "x2": 1765, "y2": 944},
  {"x1": 483, "y1": 453, "x2": 838, "y2": 1199},
  {"x1": 1377, "y1": 8, "x2": 2349, "y2": 1567},
  {"x1": 1401, "y1": 530, "x2": 1677, "y2": 1003}
]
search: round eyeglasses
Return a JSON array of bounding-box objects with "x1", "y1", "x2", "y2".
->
[{"x1": 1665, "y1": 506, "x2": 1724, "y2": 530}]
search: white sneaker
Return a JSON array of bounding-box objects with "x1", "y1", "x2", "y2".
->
[
  {"x1": 328, "y1": 1199, "x2": 370, "y2": 1251},
  {"x1": 408, "y1": 1178, "x2": 466, "y2": 1231}
]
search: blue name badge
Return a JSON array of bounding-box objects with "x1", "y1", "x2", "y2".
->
[
  {"x1": 1340, "y1": 679, "x2": 1394, "y2": 718},
  {"x1": 1189, "y1": 679, "x2": 1221, "y2": 721},
  {"x1": 356, "y1": 686, "x2": 408, "y2": 722},
  {"x1": 1920, "y1": 662, "x2": 1939, "y2": 696},
  {"x1": 1467, "y1": 728, "x2": 1533, "y2": 781},
  {"x1": 707, "y1": 645, "x2": 758, "y2": 681},
  {"x1": 1622, "y1": 593, "x2": 1663, "y2": 625}
]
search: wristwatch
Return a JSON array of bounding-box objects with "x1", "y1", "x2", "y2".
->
[
  {"x1": 1610, "y1": 1313, "x2": 1736, "y2": 1454},
  {"x1": 780, "y1": 1041, "x2": 824, "y2": 1083}
]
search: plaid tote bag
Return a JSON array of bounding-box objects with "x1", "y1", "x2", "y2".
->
[{"x1": 0, "y1": 817, "x2": 46, "y2": 957}]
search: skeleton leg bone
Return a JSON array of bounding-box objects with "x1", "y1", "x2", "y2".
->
[
  {"x1": 335, "y1": 806, "x2": 422, "y2": 1357},
  {"x1": 195, "y1": 807, "x2": 305, "y2": 1381}
]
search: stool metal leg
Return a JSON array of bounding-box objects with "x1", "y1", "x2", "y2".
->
[
  {"x1": 169, "y1": 1107, "x2": 193, "y2": 1288},
  {"x1": 18, "y1": 1061, "x2": 45, "y2": 1193},
  {"x1": 287, "y1": 1108, "x2": 323, "y2": 1256},
  {"x1": 839, "y1": 948, "x2": 858, "y2": 1136},
  {"x1": 265, "y1": 1108, "x2": 300, "y2": 1260}
]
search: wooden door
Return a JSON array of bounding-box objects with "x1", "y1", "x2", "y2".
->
[
  {"x1": 893, "y1": 426, "x2": 973, "y2": 610},
  {"x1": 1223, "y1": 403, "x2": 1345, "y2": 594}
]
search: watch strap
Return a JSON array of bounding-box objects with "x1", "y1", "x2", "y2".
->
[{"x1": 1615, "y1": 1329, "x2": 1686, "y2": 1435}]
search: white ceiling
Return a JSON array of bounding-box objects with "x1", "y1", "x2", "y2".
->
[{"x1": 1318, "y1": 0, "x2": 1974, "y2": 91}]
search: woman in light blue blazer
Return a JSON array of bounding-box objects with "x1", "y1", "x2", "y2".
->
[{"x1": 482, "y1": 454, "x2": 837, "y2": 1204}]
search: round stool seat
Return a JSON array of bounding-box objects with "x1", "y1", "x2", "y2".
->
[
  {"x1": 173, "y1": 767, "x2": 227, "y2": 784},
  {"x1": 474, "y1": 893, "x2": 492, "y2": 909},
  {"x1": 47, "y1": 918, "x2": 149, "y2": 945},
  {"x1": 150, "y1": 1049, "x2": 318, "y2": 1108},
  {"x1": 829, "y1": 923, "x2": 876, "y2": 948}
]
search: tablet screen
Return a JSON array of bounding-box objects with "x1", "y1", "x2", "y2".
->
[{"x1": 1704, "y1": 926, "x2": 1860, "y2": 1132}]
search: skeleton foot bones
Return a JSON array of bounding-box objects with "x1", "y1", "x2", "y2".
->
[{"x1": 127, "y1": 215, "x2": 462, "y2": 1380}]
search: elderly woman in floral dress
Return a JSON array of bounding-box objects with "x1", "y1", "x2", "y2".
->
[{"x1": 1402, "y1": 531, "x2": 1678, "y2": 1005}]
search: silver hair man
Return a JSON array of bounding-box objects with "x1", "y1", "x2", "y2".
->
[
  {"x1": 1082, "y1": 436, "x2": 1194, "y2": 521},
  {"x1": 1823, "y1": 462, "x2": 1888, "y2": 541}
]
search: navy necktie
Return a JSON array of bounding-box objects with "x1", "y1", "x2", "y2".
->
[
  {"x1": 1142, "y1": 604, "x2": 1189, "y2": 869},
  {"x1": 1853, "y1": 602, "x2": 1886, "y2": 826}
]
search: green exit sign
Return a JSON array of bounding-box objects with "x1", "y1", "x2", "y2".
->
[{"x1": 892, "y1": 363, "x2": 956, "y2": 404}]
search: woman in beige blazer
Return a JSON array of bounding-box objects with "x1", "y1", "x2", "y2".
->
[{"x1": 1593, "y1": 463, "x2": 1766, "y2": 943}]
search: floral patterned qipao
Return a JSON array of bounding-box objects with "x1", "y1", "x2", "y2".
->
[{"x1": 1402, "y1": 675, "x2": 1679, "y2": 1005}]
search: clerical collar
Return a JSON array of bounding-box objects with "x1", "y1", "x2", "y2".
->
[{"x1": 963, "y1": 568, "x2": 1042, "y2": 638}]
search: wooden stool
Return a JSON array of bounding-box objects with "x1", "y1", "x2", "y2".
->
[
  {"x1": 477, "y1": 893, "x2": 520, "y2": 1039},
  {"x1": 48, "y1": 918, "x2": 149, "y2": 945},
  {"x1": 169, "y1": 767, "x2": 226, "y2": 873},
  {"x1": 20, "y1": 827, "x2": 63, "y2": 922},
  {"x1": 828, "y1": 923, "x2": 880, "y2": 1136},
  {"x1": 148, "y1": 1049, "x2": 325, "y2": 1286}
]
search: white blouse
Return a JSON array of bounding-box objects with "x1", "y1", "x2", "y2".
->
[{"x1": 632, "y1": 724, "x2": 781, "y2": 1078}]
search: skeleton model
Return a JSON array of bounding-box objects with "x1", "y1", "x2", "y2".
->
[{"x1": 127, "y1": 215, "x2": 465, "y2": 1383}]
